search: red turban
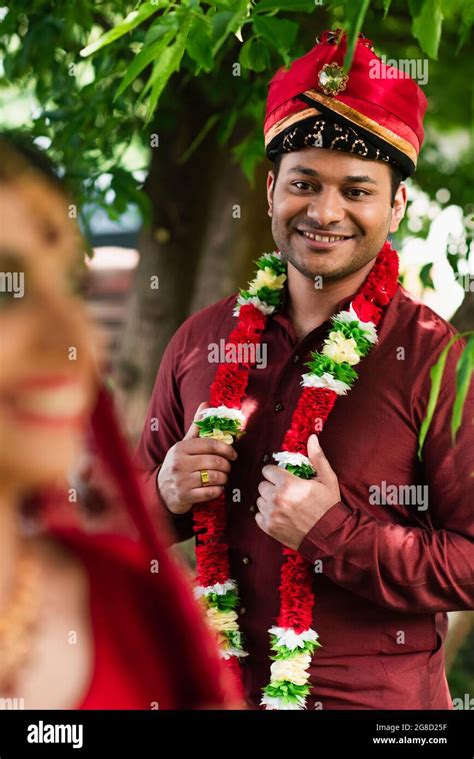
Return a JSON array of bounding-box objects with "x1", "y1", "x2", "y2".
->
[{"x1": 264, "y1": 30, "x2": 428, "y2": 178}]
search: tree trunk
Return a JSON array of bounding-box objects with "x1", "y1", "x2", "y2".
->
[
  {"x1": 446, "y1": 611, "x2": 474, "y2": 673},
  {"x1": 114, "y1": 86, "x2": 273, "y2": 441}
]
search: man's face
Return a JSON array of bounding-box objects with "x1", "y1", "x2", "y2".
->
[{"x1": 266, "y1": 147, "x2": 406, "y2": 283}]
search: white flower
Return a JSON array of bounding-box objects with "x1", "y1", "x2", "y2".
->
[
  {"x1": 248, "y1": 267, "x2": 287, "y2": 295},
  {"x1": 220, "y1": 647, "x2": 249, "y2": 660},
  {"x1": 233, "y1": 295, "x2": 276, "y2": 317},
  {"x1": 273, "y1": 451, "x2": 314, "y2": 470},
  {"x1": 322, "y1": 331, "x2": 360, "y2": 365},
  {"x1": 198, "y1": 406, "x2": 245, "y2": 424},
  {"x1": 301, "y1": 372, "x2": 351, "y2": 396},
  {"x1": 335, "y1": 304, "x2": 378, "y2": 344},
  {"x1": 194, "y1": 580, "x2": 236, "y2": 599},
  {"x1": 205, "y1": 429, "x2": 234, "y2": 444},
  {"x1": 270, "y1": 653, "x2": 312, "y2": 685},
  {"x1": 206, "y1": 608, "x2": 239, "y2": 632},
  {"x1": 269, "y1": 626, "x2": 319, "y2": 651},
  {"x1": 261, "y1": 694, "x2": 306, "y2": 710}
]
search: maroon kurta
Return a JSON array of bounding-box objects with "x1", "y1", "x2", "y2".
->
[{"x1": 136, "y1": 278, "x2": 474, "y2": 710}]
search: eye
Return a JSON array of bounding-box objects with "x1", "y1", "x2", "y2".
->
[
  {"x1": 291, "y1": 181, "x2": 314, "y2": 191},
  {"x1": 346, "y1": 188, "x2": 370, "y2": 198}
]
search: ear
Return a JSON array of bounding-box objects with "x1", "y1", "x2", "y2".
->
[
  {"x1": 389, "y1": 182, "x2": 407, "y2": 234},
  {"x1": 267, "y1": 169, "x2": 275, "y2": 217}
]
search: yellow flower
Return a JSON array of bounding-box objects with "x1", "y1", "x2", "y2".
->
[
  {"x1": 270, "y1": 653, "x2": 312, "y2": 686},
  {"x1": 248, "y1": 267, "x2": 286, "y2": 295},
  {"x1": 207, "y1": 428, "x2": 234, "y2": 445},
  {"x1": 206, "y1": 608, "x2": 239, "y2": 632},
  {"x1": 322, "y1": 331, "x2": 360, "y2": 365}
]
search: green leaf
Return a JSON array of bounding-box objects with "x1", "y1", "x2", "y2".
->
[
  {"x1": 114, "y1": 29, "x2": 177, "y2": 101},
  {"x1": 409, "y1": 0, "x2": 444, "y2": 59},
  {"x1": 186, "y1": 14, "x2": 214, "y2": 71},
  {"x1": 457, "y1": 0, "x2": 474, "y2": 51},
  {"x1": 211, "y1": 1, "x2": 251, "y2": 56},
  {"x1": 178, "y1": 113, "x2": 220, "y2": 164},
  {"x1": 417, "y1": 332, "x2": 465, "y2": 459},
  {"x1": 263, "y1": 680, "x2": 310, "y2": 700},
  {"x1": 284, "y1": 463, "x2": 316, "y2": 480},
  {"x1": 342, "y1": 0, "x2": 371, "y2": 71},
  {"x1": 256, "y1": 0, "x2": 315, "y2": 11},
  {"x1": 253, "y1": 15, "x2": 298, "y2": 54},
  {"x1": 419, "y1": 262, "x2": 434, "y2": 289},
  {"x1": 383, "y1": 0, "x2": 393, "y2": 17},
  {"x1": 451, "y1": 335, "x2": 474, "y2": 443},
  {"x1": 80, "y1": 2, "x2": 166, "y2": 58},
  {"x1": 232, "y1": 125, "x2": 266, "y2": 185},
  {"x1": 239, "y1": 37, "x2": 270, "y2": 71},
  {"x1": 144, "y1": 15, "x2": 193, "y2": 123}
]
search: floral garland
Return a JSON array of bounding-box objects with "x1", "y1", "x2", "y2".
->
[{"x1": 192, "y1": 242, "x2": 399, "y2": 709}]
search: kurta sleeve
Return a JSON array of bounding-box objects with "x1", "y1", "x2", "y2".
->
[
  {"x1": 135, "y1": 327, "x2": 195, "y2": 544},
  {"x1": 298, "y1": 333, "x2": 474, "y2": 613}
]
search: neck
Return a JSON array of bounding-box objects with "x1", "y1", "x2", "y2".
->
[
  {"x1": 286, "y1": 258, "x2": 377, "y2": 341},
  {"x1": 0, "y1": 484, "x2": 23, "y2": 609}
]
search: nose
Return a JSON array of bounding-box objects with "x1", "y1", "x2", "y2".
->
[{"x1": 306, "y1": 186, "x2": 346, "y2": 228}]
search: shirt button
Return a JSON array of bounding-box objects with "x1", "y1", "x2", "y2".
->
[
  {"x1": 292, "y1": 354, "x2": 300, "y2": 363},
  {"x1": 274, "y1": 402, "x2": 284, "y2": 412},
  {"x1": 239, "y1": 607, "x2": 247, "y2": 616},
  {"x1": 262, "y1": 453, "x2": 271, "y2": 464},
  {"x1": 249, "y1": 504, "x2": 256, "y2": 513},
  {"x1": 242, "y1": 555, "x2": 251, "y2": 565}
]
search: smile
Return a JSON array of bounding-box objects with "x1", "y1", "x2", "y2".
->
[
  {"x1": 296, "y1": 228, "x2": 354, "y2": 249},
  {"x1": 298, "y1": 229, "x2": 352, "y2": 242},
  {"x1": 1, "y1": 377, "x2": 89, "y2": 427}
]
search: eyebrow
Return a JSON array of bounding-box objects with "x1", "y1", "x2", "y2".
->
[{"x1": 287, "y1": 166, "x2": 378, "y2": 184}]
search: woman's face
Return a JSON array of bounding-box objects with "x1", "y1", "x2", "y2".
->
[{"x1": 0, "y1": 166, "x2": 99, "y2": 493}]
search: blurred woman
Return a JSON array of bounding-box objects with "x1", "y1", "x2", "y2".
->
[{"x1": 0, "y1": 138, "x2": 240, "y2": 709}]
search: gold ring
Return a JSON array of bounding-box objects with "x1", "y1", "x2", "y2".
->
[{"x1": 200, "y1": 469, "x2": 210, "y2": 486}]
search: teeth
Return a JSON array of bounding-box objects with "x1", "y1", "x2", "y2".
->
[
  {"x1": 15, "y1": 386, "x2": 87, "y2": 418},
  {"x1": 301, "y1": 231, "x2": 347, "y2": 243}
]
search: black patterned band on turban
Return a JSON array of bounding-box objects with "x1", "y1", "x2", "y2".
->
[{"x1": 269, "y1": 115, "x2": 401, "y2": 173}]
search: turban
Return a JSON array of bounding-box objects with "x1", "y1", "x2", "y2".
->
[{"x1": 264, "y1": 30, "x2": 428, "y2": 178}]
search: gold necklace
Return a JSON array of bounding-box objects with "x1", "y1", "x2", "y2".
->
[{"x1": 0, "y1": 544, "x2": 42, "y2": 693}]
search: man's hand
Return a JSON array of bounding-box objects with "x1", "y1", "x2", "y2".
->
[
  {"x1": 157, "y1": 402, "x2": 238, "y2": 515},
  {"x1": 255, "y1": 434, "x2": 341, "y2": 550}
]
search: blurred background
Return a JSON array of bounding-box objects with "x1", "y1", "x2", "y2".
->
[{"x1": 1, "y1": 0, "x2": 473, "y2": 704}]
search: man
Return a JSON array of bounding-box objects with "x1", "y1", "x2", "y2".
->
[{"x1": 136, "y1": 31, "x2": 474, "y2": 709}]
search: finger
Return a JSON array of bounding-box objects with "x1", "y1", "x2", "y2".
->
[
  {"x1": 257, "y1": 480, "x2": 273, "y2": 500},
  {"x1": 188, "y1": 485, "x2": 225, "y2": 504},
  {"x1": 191, "y1": 469, "x2": 228, "y2": 489},
  {"x1": 255, "y1": 511, "x2": 268, "y2": 534},
  {"x1": 183, "y1": 454, "x2": 232, "y2": 474},
  {"x1": 256, "y1": 495, "x2": 271, "y2": 516},
  {"x1": 261, "y1": 464, "x2": 286, "y2": 485},
  {"x1": 307, "y1": 434, "x2": 335, "y2": 482},
  {"x1": 183, "y1": 402, "x2": 209, "y2": 440},
  {"x1": 182, "y1": 437, "x2": 238, "y2": 461}
]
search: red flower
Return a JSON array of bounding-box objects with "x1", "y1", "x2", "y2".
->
[
  {"x1": 351, "y1": 294, "x2": 381, "y2": 324},
  {"x1": 192, "y1": 241, "x2": 400, "y2": 695}
]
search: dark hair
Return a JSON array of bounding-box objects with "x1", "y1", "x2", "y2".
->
[
  {"x1": 0, "y1": 132, "x2": 66, "y2": 193},
  {"x1": 271, "y1": 151, "x2": 403, "y2": 206}
]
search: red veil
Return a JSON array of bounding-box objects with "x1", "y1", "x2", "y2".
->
[{"x1": 38, "y1": 384, "x2": 241, "y2": 710}]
